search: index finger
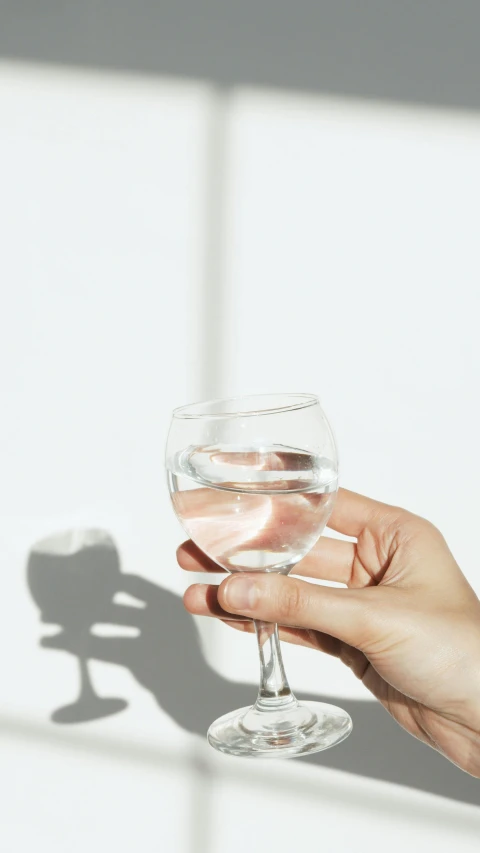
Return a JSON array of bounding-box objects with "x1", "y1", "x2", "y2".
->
[
  {"x1": 177, "y1": 540, "x2": 226, "y2": 573},
  {"x1": 328, "y1": 487, "x2": 395, "y2": 537},
  {"x1": 177, "y1": 535, "x2": 355, "y2": 585}
]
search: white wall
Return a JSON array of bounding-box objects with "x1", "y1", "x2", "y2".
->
[{"x1": 0, "y1": 62, "x2": 479, "y2": 853}]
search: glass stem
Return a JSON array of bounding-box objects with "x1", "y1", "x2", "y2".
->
[{"x1": 253, "y1": 620, "x2": 297, "y2": 712}]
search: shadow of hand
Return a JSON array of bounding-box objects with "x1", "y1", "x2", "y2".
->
[
  {"x1": 42, "y1": 574, "x2": 253, "y2": 734},
  {"x1": 42, "y1": 572, "x2": 480, "y2": 807}
]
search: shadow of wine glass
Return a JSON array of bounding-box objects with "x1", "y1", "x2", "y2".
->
[
  {"x1": 27, "y1": 531, "x2": 128, "y2": 724},
  {"x1": 27, "y1": 531, "x2": 480, "y2": 807}
]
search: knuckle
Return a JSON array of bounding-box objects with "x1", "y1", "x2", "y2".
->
[
  {"x1": 401, "y1": 512, "x2": 444, "y2": 545},
  {"x1": 383, "y1": 508, "x2": 441, "y2": 549},
  {"x1": 384, "y1": 507, "x2": 413, "y2": 533},
  {"x1": 397, "y1": 507, "x2": 436, "y2": 534},
  {"x1": 421, "y1": 518, "x2": 443, "y2": 539}
]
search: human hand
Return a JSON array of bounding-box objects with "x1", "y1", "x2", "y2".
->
[{"x1": 179, "y1": 488, "x2": 480, "y2": 776}]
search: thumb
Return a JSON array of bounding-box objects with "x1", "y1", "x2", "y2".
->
[{"x1": 218, "y1": 573, "x2": 373, "y2": 650}]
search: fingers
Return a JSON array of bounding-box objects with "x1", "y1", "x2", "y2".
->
[
  {"x1": 184, "y1": 575, "x2": 372, "y2": 650},
  {"x1": 221, "y1": 618, "x2": 343, "y2": 655},
  {"x1": 294, "y1": 536, "x2": 354, "y2": 584},
  {"x1": 177, "y1": 487, "x2": 400, "y2": 579},
  {"x1": 177, "y1": 487, "x2": 400, "y2": 568},
  {"x1": 222, "y1": 618, "x2": 369, "y2": 679},
  {"x1": 184, "y1": 585, "x2": 370, "y2": 678},
  {"x1": 177, "y1": 541, "x2": 226, "y2": 573},
  {"x1": 216, "y1": 573, "x2": 372, "y2": 649},
  {"x1": 184, "y1": 584, "x2": 346, "y2": 657},
  {"x1": 183, "y1": 583, "x2": 250, "y2": 620},
  {"x1": 327, "y1": 487, "x2": 396, "y2": 537},
  {"x1": 178, "y1": 536, "x2": 355, "y2": 584}
]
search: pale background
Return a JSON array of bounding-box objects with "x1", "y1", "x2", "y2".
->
[{"x1": 1, "y1": 3, "x2": 480, "y2": 851}]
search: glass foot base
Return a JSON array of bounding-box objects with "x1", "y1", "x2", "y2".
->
[{"x1": 207, "y1": 700, "x2": 352, "y2": 758}]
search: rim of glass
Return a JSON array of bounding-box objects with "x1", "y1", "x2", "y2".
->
[{"x1": 172, "y1": 393, "x2": 320, "y2": 420}]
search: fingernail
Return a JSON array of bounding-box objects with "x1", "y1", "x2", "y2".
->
[{"x1": 224, "y1": 576, "x2": 258, "y2": 611}]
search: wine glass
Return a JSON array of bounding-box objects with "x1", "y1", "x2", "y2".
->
[
  {"x1": 166, "y1": 393, "x2": 352, "y2": 758},
  {"x1": 27, "y1": 529, "x2": 128, "y2": 723}
]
